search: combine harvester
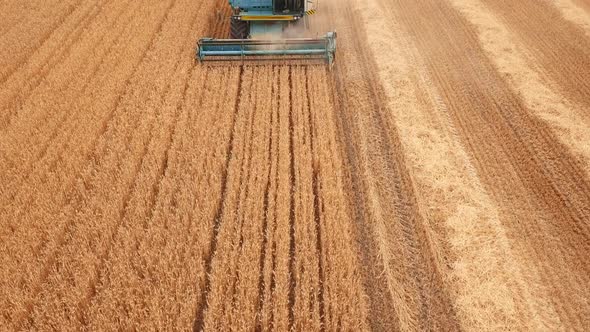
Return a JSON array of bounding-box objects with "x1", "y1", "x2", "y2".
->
[{"x1": 197, "y1": 0, "x2": 337, "y2": 66}]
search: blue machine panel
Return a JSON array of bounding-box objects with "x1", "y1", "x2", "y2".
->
[{"x1": 229, "y1": 0, "x2": 272, "y2": 10}]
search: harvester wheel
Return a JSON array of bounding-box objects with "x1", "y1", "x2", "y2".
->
[{"x1": 230, "y1": 19, "x2": 248, "y2": 39}]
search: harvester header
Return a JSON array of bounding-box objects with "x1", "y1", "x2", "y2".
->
[{"x1": 196, "y1": 0, "x2": 337, "y2": 65}]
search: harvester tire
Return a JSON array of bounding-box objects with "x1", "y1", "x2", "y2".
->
[{"x1": 230, "y1": 19, "x2": 248, "y2": 39}]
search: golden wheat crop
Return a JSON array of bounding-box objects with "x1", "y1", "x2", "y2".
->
[{"x1": 1, "y1": 0, "x2": 590, "y2": 330}]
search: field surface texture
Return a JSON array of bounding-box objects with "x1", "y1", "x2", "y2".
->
[{"x1": 1, "y1": 0, "x2": 589, "y2": 330}]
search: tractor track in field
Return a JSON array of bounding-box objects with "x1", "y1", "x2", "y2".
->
[
  {"x1": 325, "y1": 0, "x2": 462, "y2": 330},
  {"x1": 78, "y1": 7, "x2": 204, "y2": 323},
  {"x1": 0, "y1": 0, "x2": 142, "y2": 182},
  {"x1": 0, "y1": 0, "x2": 175, "y2": 242},
  {"x1": 386, "y1": 0, "x2": 590, "y2": 329},
  {"x1": 577, "y1": 0, "x2": 590, "y2": 13},
  {"x1": 18, "y1": 0, "x2": 186, "y2": 327},
  {"x1": 192, "y1": 66, "x2": 243, "y2": 332},
  {"x1": 1, "y1": 0, "x2": 590, "y2": 330},
  {"x1": 0, "y1": 0, "x2": 190, "y2": 328},
  {"x1": 0, "y1": 0, "x2": 85, "y2": 84},
  {"x1": 480, "y1": 0, "x2": 590, "y2": 109},
  {"x1": 0, "y1": 0, "x2": 134, "y2": 132},
  {"x1": 0, "y1": 0, "x2": 96, "y2": 114},
  {"x1": 0, "y1": 0, "x2": 142, "y2": 205}
]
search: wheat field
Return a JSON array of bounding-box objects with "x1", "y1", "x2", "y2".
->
[{"x1": 1, "y1": 0, "x2": 590, "y2": 330}]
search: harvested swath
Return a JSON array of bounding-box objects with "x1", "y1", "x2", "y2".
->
[
  {"x1": 386, "y1": 0, "x2": 590, "y2": 329},
  {"x1": 352, "y1": 0, "x2": 561, "y2": 329},
  {"x1": 481, "y1": 0, "x2": 590, "y2": 108},
  {"x1": 326, "y1": 0, "x2": 461, "y2": 330},
  {"x1": 553, "y1": 0, "x2": 590, "y2": 34},
  {"x1": 448, "y1": 0, "x2": 590, "y2": 172}
]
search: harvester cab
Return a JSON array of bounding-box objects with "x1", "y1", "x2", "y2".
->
[{"x1": 196, "y1": 0, "x2": 337, "y2": 66}]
